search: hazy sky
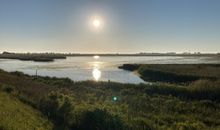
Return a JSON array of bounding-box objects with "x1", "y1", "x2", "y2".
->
[{"x1": 0, "y1": 0, "x2": 220, "y2": 53}]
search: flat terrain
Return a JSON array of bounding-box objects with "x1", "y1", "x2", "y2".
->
[
  {"x1": 1, "y1": 52, "x2": 220, "y2": 62},
  {"x1": 119, "y1": 64, "x2": 220, "y2": 83},
  {"x1": 0, "y1": 53, "x2": 66, "y2": 62},
  {"x1": 0, "y1": 65, "x2": 220, "y2": 130}
]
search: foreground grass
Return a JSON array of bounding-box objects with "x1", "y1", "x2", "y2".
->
[
  {"x1": 0, "y1": 91, "x2": 53, "y2": 130},
  {"x1": 0, "y1": 68, "x2": 220, "y2": 130}
]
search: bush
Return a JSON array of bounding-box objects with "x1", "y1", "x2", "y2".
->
[
  {"x1": 189, "y1": 80, "x2": 220, "y2": 101},
  {"x1": 40, "y1": 92, "x2": 75, "y2": 128},
  {"x1": 1, "y1": 84, "x2": 14, "y2": 93},
  {"x1": 76, "y1": 109, "x2": 125, "y2": 130}
]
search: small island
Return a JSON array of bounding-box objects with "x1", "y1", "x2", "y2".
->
[{"x1": 0, "y1": 52, "x2": 66, "y2": 62}]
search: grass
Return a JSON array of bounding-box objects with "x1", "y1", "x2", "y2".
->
[
  {"x1": 0, "y1": 91, "x2": 53, "y2": 130},
  {"x1": 0, "y1": 68, "x2": 220, "y2": 129},
  {"x1": 119, "y1": 64, "x2": 220, "y2": 83}
]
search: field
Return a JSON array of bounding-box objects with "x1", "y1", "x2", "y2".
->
[{"x1": 0, "y1": 64, "x2": 220, "y2": 130}]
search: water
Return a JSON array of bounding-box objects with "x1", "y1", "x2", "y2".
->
[{"x1": 0, "y1": 56, "x2": 219, "y2": 84}]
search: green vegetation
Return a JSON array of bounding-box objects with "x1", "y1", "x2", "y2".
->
[
  {"x1": 119, "y1": 64, "x2": 220, "y2": 83},
  {"x1": 0, "y1": 52, "x2": 66, "y2": 62},
  {"x1": 0, "y1": 91, "x2": 53, "y2": 130},
  {"x1": 0, "y1": 66, "x2": 220, "y2": 130}
]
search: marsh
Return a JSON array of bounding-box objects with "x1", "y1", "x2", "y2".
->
[{"x1": 0, "y1": 56, "x2": 219, "y2": 83}]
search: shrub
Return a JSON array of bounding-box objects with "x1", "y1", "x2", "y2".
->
[
  {"x1": 1, "y1": 84, "x2": 14, "y2": 93},
  {"x1": 76, "y1": 108, "x2": 125, "y2": 130}
]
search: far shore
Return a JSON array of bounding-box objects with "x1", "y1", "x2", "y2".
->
[
  {"x1": 0, "y1": 51, "x2": 219, "y2": 62},
  {"x1": 0, "y1": 53, "x2": 66, "y2": 62}
]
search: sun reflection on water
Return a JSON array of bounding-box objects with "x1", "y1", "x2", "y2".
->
[
  {"x1": 93, "y1": 55, "x2": 100, "y2": 59},
  {"x1": 91, "y1": 60, "x2": 102, "y2": 81},
  {"x1": 92, "y1": 68, "x2": 101, "y2": 81}
]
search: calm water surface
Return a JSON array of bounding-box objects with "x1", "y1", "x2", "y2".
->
[{"x1": 0, "y1": 56, "x2": 219, "y2": 83}]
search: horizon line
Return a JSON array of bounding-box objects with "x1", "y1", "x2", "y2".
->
[{"x1": 1, "y1": 51, "x2": 220, "y2": 55}]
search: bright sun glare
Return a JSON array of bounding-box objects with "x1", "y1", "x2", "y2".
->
[
  {"x1": 93, "y1": 19, "x2": 100, "y2": 28},
  {"x1": 90, "y1": 15, "x2": 103, "y2": 30},
  {"x1": 92, "y1": 68, "x2": 101, "y2": 81},
  {"x1": 93, "y1": 55, "x2": 100, "y2": 59}
]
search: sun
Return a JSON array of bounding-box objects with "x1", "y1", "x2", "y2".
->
[
  {"x1": 93, "y1": 19, "x2": 100, "y2": 28},
  {"x1": 89, "y1": 15, "x2": 103, "y2": 31}
]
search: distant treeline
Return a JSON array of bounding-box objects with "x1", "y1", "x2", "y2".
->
[
  {"x1": 65, "y1": 53, "x2": 220, "y2": 57},
  {"x1": 1, "y1": 51, "x2": 220, "y2": 62},
  {"x1": 2, "y1": 51, "x2": 220, "y2": 57}
]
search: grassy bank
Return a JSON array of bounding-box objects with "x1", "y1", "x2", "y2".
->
[
  {"x1": 0, "y1": 91, "x2": 53, "y2": 130},
  {"x1": 119, "y1": 64, "x2": 220, "y2": 83},
  {"x1": 0, "y1": 69, "x2": 220, "y2": 130}
]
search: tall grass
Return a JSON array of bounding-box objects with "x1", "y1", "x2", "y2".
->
[
  {"x1": 119, "y1": 64, "x2": 220, "y2": 83},
  {"x1": 0, "y1": 68, "x2": 220, "y2": 130}
]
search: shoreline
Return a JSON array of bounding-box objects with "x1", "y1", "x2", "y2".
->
[
  {"x1": 119, "y1": 64, "x2": 220, "y2": 83},
  {"x1": 0, "y1": 54, "x2": 66, "y2": 62},
  {"x1": 0, "y1": 67, "x2": 220, "y2": 129}
]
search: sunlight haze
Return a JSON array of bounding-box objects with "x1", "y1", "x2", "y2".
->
[{"x1": 0, "y1": 0, "x2": 220, "y2": 53}]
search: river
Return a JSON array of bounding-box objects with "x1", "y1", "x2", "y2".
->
[{"x1": 0, "y1": 56, "x2": 219, "y2": 83}]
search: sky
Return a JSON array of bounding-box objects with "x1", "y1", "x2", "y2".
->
[{"x1": 0, "y1": 0, "x2": 220, "y2": 53}]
